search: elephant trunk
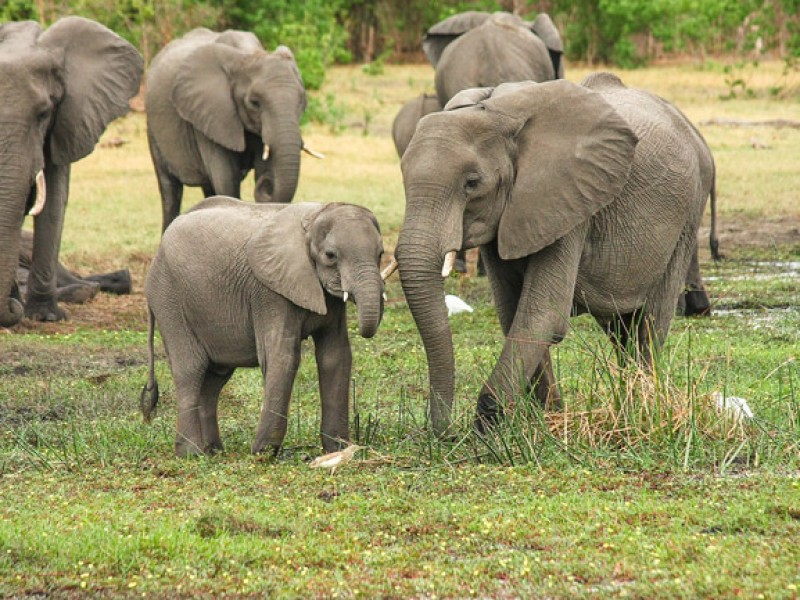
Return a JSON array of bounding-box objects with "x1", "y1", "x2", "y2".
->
[
  {"x1": 0, "y1": 168, "x2": 31, "y2": 327},
  {"x1": 351, "y1": 266, "x2": 384, "y2": 339},
  {"x1": 396, "y1": 232, "x2": 455, "y2": 435},
  {"x1": 257, "y1": 122, "x2": 302, "y2": 204}
]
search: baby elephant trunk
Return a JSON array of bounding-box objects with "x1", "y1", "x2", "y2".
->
[{"x1": 350, "y1": 269, "x2": 384, "y2": 339}]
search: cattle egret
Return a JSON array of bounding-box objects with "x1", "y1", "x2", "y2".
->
[
  {"x1": 712, "y1": 391, "x2": 754, "y2": 421},
  {"x1": 445, "y1": 294, "x2": 473, "y2": 316},
  {"x1": 309, "y1": 444, "x2": 365, "y2": 475}
]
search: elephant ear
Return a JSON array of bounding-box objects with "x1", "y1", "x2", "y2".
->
[
  {"x1": 38, "y1": 16, "x2": 144, "y2": 166},
  {"x1": 444, "y1": 86, "x2": 494, "y2": 111},
  {"x1": 423, "y1": 11, "x2": 491, "y2": 67},
  {"x1": 529, "y1": 14, "x2": 564, "y2": 78},
  {"x1": 529, "y1": 14, "x2": 563, "y2": 53},
  {"x1": 246, "y1": 204, "x2": 327, "y2": 315},
  {"x1": 172, "y1": 43, "x2": 246, "y2": 152},
  {"x1": 487, "y1": 80, "x2": 638, "y2": 260}
]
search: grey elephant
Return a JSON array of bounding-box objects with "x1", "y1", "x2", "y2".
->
[
  {"x1": 146, "y1": 28, "x2": 318, "y2": 232},
  {"x1": 0, "y1": 17, "x2": 143, "y2": 326},
  {"x1": 391, "y1": 94, "x2": 442, "y2": 158},
  {"x1": 395, "y1": 73, "x2": 717, "y2": 435},
  {"x1": 423, "y1": 11, "x2": 564, "y2": 107},
  {"x1": 16, "y1": 230, "x2": 132, "y2": 305},
  {"x1": 140, "y1": 197, "x2": 388, "y2": 457}
]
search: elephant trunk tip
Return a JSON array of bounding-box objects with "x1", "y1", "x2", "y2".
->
[{"x1": 0, "y1": 297, "x2": 25, "y2": 328}]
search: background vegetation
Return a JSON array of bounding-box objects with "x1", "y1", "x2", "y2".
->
[{"x1": 3, "y1": 0, "x2": 799, "y2": 86}]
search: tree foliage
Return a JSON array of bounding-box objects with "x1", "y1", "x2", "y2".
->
[{"x1": 2, "y1": 0, "x2": 798, "y2": 82}]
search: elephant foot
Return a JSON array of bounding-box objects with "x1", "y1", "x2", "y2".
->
[
  {"x1": 174, "y1": 438, "x2": 206, "y2": 458},
  {"x1": 24, "y1": 293, "x2": 67, "y2": 322},
  {"x1": 57, "y1": 282, "x2": 100, "y2": 304},
  {"x1": 682, "y1": 289, "x2": 712, "y2": 317},
  {"x1": 251, "y1": 440, "x2": 282, "y2": 457},
  {"x1": 474, "y1": 392, "x2": 503, "y2": 434},
  {"x1": 84, "y1": 269, "x2": 132, "y2": 295}
]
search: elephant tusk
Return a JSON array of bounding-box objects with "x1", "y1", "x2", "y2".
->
[
  {"x1": 380, "y1": 256, "x2": 399, "y2": 280},
  {"x1": 442, "y1": 251, "x2": 457, "y2": 278},
  {"x1": 262, "y1": 145, "x2": 270, "y2": 161},
  {"x1": 302, "y1": 145, "x2": 325, "y2": 159},
  {"x1": 343, "y1": 291, "x2": 349, "y2": 303},
  {"x1": 30, "y1": 170, "x2": 47, "y2": 216},
  {"x1": 383, "y1": 292, "x2": 388, "y2": 302}
]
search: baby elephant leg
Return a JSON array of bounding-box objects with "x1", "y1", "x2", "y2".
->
[{"x1": 252, "y1": 344, "x2": 302, "y2": 455}]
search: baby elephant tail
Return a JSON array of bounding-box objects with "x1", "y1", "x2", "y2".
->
[{"x1": 140, "y1": 306, "x2": 159, "y2": 423}]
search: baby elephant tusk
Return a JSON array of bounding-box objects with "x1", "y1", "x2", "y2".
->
[
  {"x1": 30, "y1": 170, "x2": 47, "y2": 216},
  {"x1": 380, "y1": 256, "x2": 398, "y2": 281},
  {"x1": 343, "y1": 291, "x2": 349, "y2": 303},
  {"x1": 382, "y1": 292, "x2": 388, "y2": 302},
  {"x1": 302, "y1": 145, "x2": 325, "y2": 159},
  {"x1": 262, "y1": 145, "x2": 270, "y2": 161},
  {"x1": 442, "y1": 251, "x2": 457, "y2": 278}
]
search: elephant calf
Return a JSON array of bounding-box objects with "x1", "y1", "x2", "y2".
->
[{"x1": 140, "y1": 197, "x2": 388, "y2": 457}]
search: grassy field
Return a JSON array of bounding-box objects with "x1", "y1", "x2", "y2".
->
[{"x1": 2, "y1": 61, "x2": 799, "y2": 597}]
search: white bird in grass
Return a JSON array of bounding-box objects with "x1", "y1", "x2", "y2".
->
[
  {"x1": 309, "y1": 444, "x2": 365, "y2": 475},
  {"x1": 445, "y1": 294, "x2": 473, "y2": 316},
  {"x1": 712, "y1": 391, "x2": 754, "y2": 421}
]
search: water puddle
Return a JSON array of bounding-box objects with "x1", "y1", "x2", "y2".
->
[{"x1": 705, "y1": 261, "x2": 800, "y2": 282}]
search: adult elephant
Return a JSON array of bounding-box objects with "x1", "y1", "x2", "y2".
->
[
  {"x1": 0, "y1": 17, "x2": 143, "y2": 326},
  {"x1": 395, "y1": 74, "x2": 716, "y2": 435},
  {"x1": 146, "y1": 28, "x2": 316, "y2": 232},
  {"x1": 413, "y1": 11, "x2": 563, "y2": 275},
  {"x1": 423, "y1": 11, "x2": 564, "y2": 107},
  {"x1": 391, "y1": 94, "x2": 442, "y2": 158}
]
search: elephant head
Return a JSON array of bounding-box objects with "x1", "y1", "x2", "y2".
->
[
  {"x1": 395, "y1": 80, "x2": 637, "y2": 433},
  {"x1": 0, "y1": 17, "x2": 143, "y2": 327},
  {"x1": 171, "y1": 41, "x2": 307, "y2": 204},
  {"x1": 422, "y1": 11, "x2": 564, "y2": 89},
  {"x1": 247, "y1": 203, "x2": 385, "y2": 338}
]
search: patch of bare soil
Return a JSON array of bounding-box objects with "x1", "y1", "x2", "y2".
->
[{"x1": 698, "y1": 213, "x2": 800, "y2": 258}]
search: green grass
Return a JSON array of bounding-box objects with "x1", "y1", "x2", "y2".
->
[{"x1": 3, "y1": 62, "x2": 800, "y2": 597}]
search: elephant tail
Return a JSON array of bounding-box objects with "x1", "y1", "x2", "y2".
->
[
  {"x1": 140, "y1": 305, "x2": 160, "y2": 423},
  {"x1": 709, "y1": 170, "x2": 722, "y2": 261}
]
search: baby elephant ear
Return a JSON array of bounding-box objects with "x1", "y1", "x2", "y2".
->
[
  {"x1": 246, "y1": 204, "x2": 327, "y2": 315},
  {"x1": 489, "y1": 80, "x2": 638, "y2": 260}
]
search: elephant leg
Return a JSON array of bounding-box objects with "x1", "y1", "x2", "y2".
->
[
  {"x1": 313, "y1": 319, "x2": 353, "y2": 453},
  {"x1": 173, "y1": 371, "x2": 207, "y2": 457},
  {"x1": 197, "y1": 366, "x2": 235, "y2": 454},
  {"x1": 26, "y1": 163, "x2": 70, "y2": 322},
  {"x1": 477, "y1": 230, "x2": 584, "y2": 430},
  {"x1": 454, "y1": 250, "x2": 468, "y2": 274},
  {"x1": 162, "y1": 335, "x2": 209, "y2": 457},
  {"x1": 251, "y1": 332, "x2": 302, "y2": 455},
  {"x1": 149, "y1": 135, "x2": 184, "y2": 233},
  {"x1": 196, "y1": 134, "x2": 242, "y2": 199},
  {"x1": 530, "y1": 349, "x2": 561, "y2": 410},
  {"x1": 681, "y1": 247, "x2": 711, "y2": 317},
  {"x1": 599, "y1": 310, "x2": 645, "y2": 366},
  {"x1": 83, "y1": 270, "x2": 132, "y2": 295}
]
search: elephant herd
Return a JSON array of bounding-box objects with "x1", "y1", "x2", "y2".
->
[{"x1": 1, "y1": 12, "x2": 720, "y2": 457}]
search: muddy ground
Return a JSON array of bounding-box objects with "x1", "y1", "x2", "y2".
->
[{"x1": 2, "y1": 213, "x2": 798, "y2": 339}]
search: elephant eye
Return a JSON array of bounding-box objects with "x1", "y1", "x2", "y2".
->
[
  {"x1": 248, "y1": 97, "x2": 261, "y2": 109},
  {"x1": 325, "y1": 250, "x2": 337, "y2": 261},
  {"x1": 464, "y1": 174, "x2": 482, "y2": 193}
]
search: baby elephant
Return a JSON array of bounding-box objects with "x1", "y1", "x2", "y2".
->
[{"x1": 140, "y1": 197, "x2": 387, "y2": 457}]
